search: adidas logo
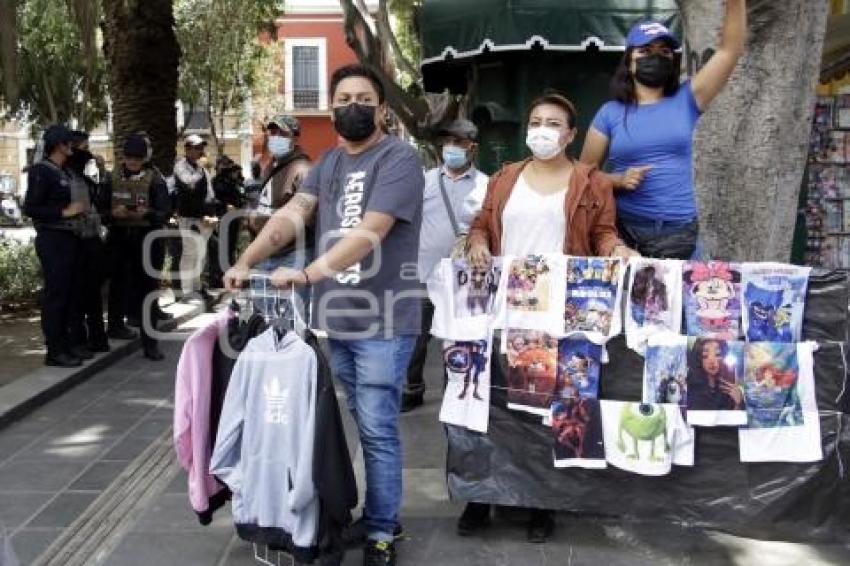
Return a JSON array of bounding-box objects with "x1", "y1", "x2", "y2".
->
[{"x1": 264, "y1": 377, "x2": 290, "y2": 424}]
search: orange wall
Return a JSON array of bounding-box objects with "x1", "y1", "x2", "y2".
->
[
  {"x1": 298, "y1": 116, "x2": 340, "y2": 160},
  {"x1": 255, "y1": 14, "x2": 358, "y2": 161}
]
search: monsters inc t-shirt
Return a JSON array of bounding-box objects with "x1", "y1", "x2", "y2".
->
[
  {"x1": 600, "y1": 400, "x2": 694, "y2": 476},
  {"x1": 301, "y1": 136, "x2": 424, "y2": 338}
]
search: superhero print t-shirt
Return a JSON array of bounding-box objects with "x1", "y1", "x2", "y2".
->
[{"x1": 741, "y1": 263, "x2": 811, "y2": 343}]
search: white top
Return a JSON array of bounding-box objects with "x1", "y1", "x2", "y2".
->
[{"x1": 500, "y1": 173, "x2": 566, "y2": 256}]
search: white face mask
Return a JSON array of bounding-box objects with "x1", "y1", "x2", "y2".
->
[
  {"x1": 268, "y1": 135, "x2": 293, "y2": 158},
  {"x1": 526, "y1": 126, "x2": 564, "y2": 161}
]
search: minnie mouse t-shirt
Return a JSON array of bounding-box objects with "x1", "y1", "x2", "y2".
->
[{"x1": 683, "y1": 261, "x2": 742, "y2": 339}]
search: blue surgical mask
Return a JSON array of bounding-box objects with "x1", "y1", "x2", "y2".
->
[
  {"x1": 268, "y1": 135, "x2": 293, "y2": 158},
  {"x1": 442, "y1": 145, "x2": 469, "y2": 169}
]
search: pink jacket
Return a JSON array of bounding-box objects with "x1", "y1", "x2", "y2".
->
[{"x1": 174, "y1": 310, "x2": 234, "y2": 513}]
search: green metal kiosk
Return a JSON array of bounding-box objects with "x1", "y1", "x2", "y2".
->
[{"x1": 419, "y1": 0, "x2": 680, "y2": 174}]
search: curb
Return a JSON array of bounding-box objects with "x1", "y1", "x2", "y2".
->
[{"x1": 0, "y1": 303, "x2": 203, "y2": 431}]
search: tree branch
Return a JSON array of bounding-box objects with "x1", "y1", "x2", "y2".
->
[
  {"x1": 340, "y1": 0, "x2": 448, "y2": 140},
  {"x1": 376, "y1": 0, "x2": 421, "y2": 82}
]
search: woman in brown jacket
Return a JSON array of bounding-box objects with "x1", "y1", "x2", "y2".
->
[{"x1": 460, "y1": 93, "x2": 636, "y2": 543}]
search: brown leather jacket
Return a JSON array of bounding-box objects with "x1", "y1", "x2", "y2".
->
[{"x1": 468, "y1": 158, "x2": 623, "y2": 257}]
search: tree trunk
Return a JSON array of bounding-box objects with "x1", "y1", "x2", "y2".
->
[
  {"x1": 0, "y1": 0, "x2": 19, "y2": 106},
  {"x1": 101, "y1": 0, "x2": 181, "y2": 175},
  {"x1": 678, "y1": 0, "x2": 829, "y2": 261}
]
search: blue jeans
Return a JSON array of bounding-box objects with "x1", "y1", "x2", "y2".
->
[
  {"x1": 328, "y1": 336, "x2": 417, "y2": 542},
  {"x1": 251, "y1": 248, "x2": 313, "y2": 322},
  {"x1": 617, "y1": 215, "x2": 702, "y2": 260}
]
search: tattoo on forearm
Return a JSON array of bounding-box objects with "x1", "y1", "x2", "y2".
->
[{"x1": 291, "y1": 194, "x2": 316, "y2": 214}]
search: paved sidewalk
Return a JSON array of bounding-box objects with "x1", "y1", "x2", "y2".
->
[{"x1": 0, "y1": 318, "x2": 848, "y2": 565}]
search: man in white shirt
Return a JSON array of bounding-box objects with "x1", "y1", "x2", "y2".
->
[
  {"x1": 403, "y1": 119, "x2": 489, "y2": 412},
  {"x1": 170, "y1": 134, "x2": 217, "y2": 302}
]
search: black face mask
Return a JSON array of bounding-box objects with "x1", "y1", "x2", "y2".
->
[
  {"x1": 67, "y1": 149, "x2": 93, "y2": 173},
  {"x1": 634, "y1": 54, "x2": 677, "y2": 88},
  {"x1": 333, "y1": 103, "x2": 377, "y2": 142}
]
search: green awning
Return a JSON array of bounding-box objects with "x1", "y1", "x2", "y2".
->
[{"x1": 419, "y1": 0, "x2": 681, "y2": 66}]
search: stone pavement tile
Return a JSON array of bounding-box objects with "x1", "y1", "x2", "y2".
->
[
  {"x1": 58, "y1": 413, "x2": 143, "y2": 436},
  {"x1": 0, "y1": 460, "x2": 88, "y2": 491},
  {"x1": 126, "y1": 417, "x2": 171, "y2": 439},
  {"x1": 103, "y1": 530, "x2": 232, "y2": 566},
  {"x1": 78, "y1": 397, "x2": 157, "y2": 418},
  {"x1": 165, "y1": 469, "x2": 188, "y2": 494},
  {"x1": 69, "y1": 460, "x2": 129, "y2": 491},
  {"x1": 11, "y1": 430, "x2": 119, "y2": 462},
  {"x1": 401, "y1": 410, "x2": 446, "y2": 469},
  {"x1": 100, "y1": 435, "x2": 156, "y2": 461},
  {"x1": 134, "y1": 492, "x2": 234, "y2": 533},
  {"x1": 0, "y1": 491, "x2": 54, "y2": 530},
  {"x1": 708, "y1": 532, "x2": 848, "y2": 566},
  {"x1": 401, "y1": 469, "x2": 459, "y2": 518},
  {"x1": 25, "y1": 491, "x2": 99, "y2": 528},
  {"x1": 0, "y1": 432, "x2": 40, "y2": 464},
  {"x1": 10, "y1": 527, "x2": 62, "y2": 565},
  {"x1": 1, "y1": 410, "x2": 58, "y2": 435},
  {"x1": 223, "y1": 539, "x2": 275, "y2": 566}
]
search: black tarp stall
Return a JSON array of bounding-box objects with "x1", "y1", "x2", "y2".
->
[{"x1": 446, "y1": 269, "x2": 850, "y2": 542}]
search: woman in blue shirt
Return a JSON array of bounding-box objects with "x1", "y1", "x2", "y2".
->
[{"x1": 581, "y1": 1, "x2": 747, "y2": 259}]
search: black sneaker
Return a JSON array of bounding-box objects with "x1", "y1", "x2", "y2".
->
[
  {"x1": 400, "y1": 392, "x2": 424, "y2": 413},
  {"x1": 456, "y1": 502, "x2": 491, "y2": 536},
  {"x1": 45, "y1": 352, "x2": 82, "y2": 368},
  {"x1": 341, "y1": 518, "x2": 404, "y2": 548},
  {"x1": 108, "y1": 325, "x2": 138, "y2": 340},
  {"x1": 526, "y1": 509, "x2": 555, "y2": 543},
  {"x1": 363, "y1": 540, "x2": 396, "y2": 566},
  {"x1": 69, "y1": 345, "x2": 94, "y2": 360}
]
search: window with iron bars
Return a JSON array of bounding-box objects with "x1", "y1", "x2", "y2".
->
[{"x1": 292, "y1": 45, "x2": 320, "y2": 109}]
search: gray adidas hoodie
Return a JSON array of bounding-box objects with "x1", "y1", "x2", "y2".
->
[{"x1": 210, "y1": 328, "x2": 319, "y2": 550}]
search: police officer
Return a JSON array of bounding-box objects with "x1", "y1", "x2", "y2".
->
[
  {"x1": 23, "y1": 125, "x2": 85, "y2": 367},
  {"x1": 66, "y1": 130, "x2": 110, "y2": 357},
  {"x1": 172, "y1": 134, "x2": 217, "y2": 303},
  {"x1": 107, "y1": 133, "x2": 171, "y2": 360}
]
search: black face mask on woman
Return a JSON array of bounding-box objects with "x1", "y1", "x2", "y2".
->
[
  {"x1": 67, "y1": 149, "x2": 94, "y2": 174},
  {"x1": 333, "y1": 103, "x2": 377, "y2": 142},
  {"x1": 634, "y1": 53, "x2": 677, "y2": 88}
]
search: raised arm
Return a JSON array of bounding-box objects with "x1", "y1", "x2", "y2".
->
[{"x1": 691, "y1": 0, "x2": 747, "y2": 112}]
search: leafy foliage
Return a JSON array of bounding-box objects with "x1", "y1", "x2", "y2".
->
[
  {"x1": 0, "y1": 237, "x2": 41, "y2": 307},
  {"x1": 3, "y1": 0, "x2": 108, "y2": 129},
  {"x1": 174, "y1": 0, "x2": 279, "y2": 148}
]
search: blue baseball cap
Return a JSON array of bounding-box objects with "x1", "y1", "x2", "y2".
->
[{"x1": 626, "y1": 21, "x2": 680, "y2": 50}]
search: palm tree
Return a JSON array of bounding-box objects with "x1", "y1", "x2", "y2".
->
[{"x1": 101, "y1": 0, "x2": 181, "y2": 174}]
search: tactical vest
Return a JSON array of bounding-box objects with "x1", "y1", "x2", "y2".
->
[
  {"x1": 174, "y1": 171, "x2": 208, "y2": 218},
  {"x1": 112, "y1": 169, "x2": 154, "y2": 227}
]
